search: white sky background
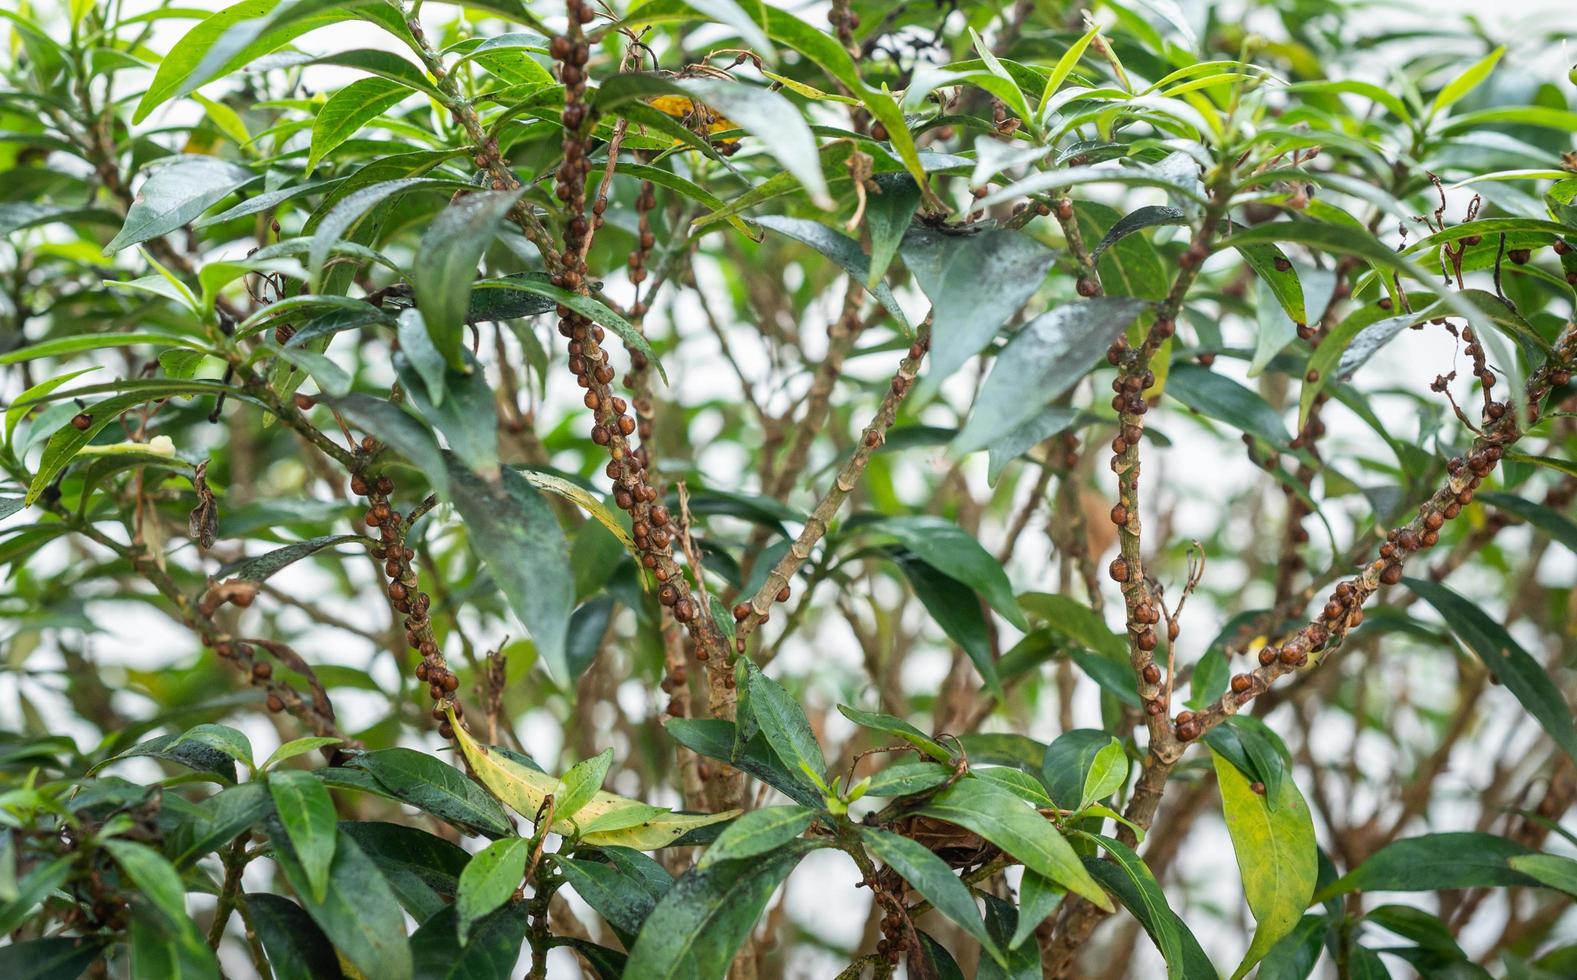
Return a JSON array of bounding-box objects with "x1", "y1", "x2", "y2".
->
[{"x1": 3, "y1": 0, "x2": 1577, "y2": 977}]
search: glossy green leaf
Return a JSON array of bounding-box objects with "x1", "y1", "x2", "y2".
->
[
  {"x1": 455, "y1": 838, "x2": 529, "y2": 942},
  {"x1": 557, "y1": 748, "x2": 615, "y2": 824},
  {"x1": 900, "y1": 225, "x2": 1056, "y2": 387},
  {"x1": 410, "y1": 904, "x2": 529, "y2": 980},
  {"x1": 837, "y1": 704, "x2": 952, "y2": 763},
  {"x1": 1430, "y1": 46, "x2": 1505, "y2": 117},
  {"x1": 0, "y1": 937, "x2": 110, "y2": 980},
  {"x1": 1072, "y1": 832, "x2": 1206, "y2": 979},
  {"x1": 307, "y1": 77, "x2": 413, "y2": 175},
  {"x1": 916, "y1": 777, "x2": 1111, "y2": 911},
  {"x1": 249, "y1": 893, "x2": 346, "y2": 980},
  {"x1": 954, "y1": 297, "x2": 1148, "y2": 454},
  {"x1": 864, "y1": 173, "x2": 921, "y2": 287},
  {"x1": 861, "y1": 515, "x2": 1027, "y2": 630},
  {"x1": 447, "y1": 464, "x2": 572, "y2": 680},
  {"x1": 859, "y1": 827, "x2": 1003, "y2": 967},
  {"x1": 893, "y1": 551, "x2": 1000, "y2": 694},
  {"x1": 1167, "y1": 362, "x2": 1291, "y2": 446},
  {"x1": 1316, "y1": 832, "x2": 1537, "y2": 900},
  {"x1": 1407, "y1": 577, "x2": 1577, "y2": 765},
  {"x1": 739, "y1": 659, "x2": 825, "y2": 782},
  {"x1": 267, "y1": 770, "x2": 338, "y2": 903},
  {"x1": 700, "y1": 806, "x2": 815, "y2": 867},
  {"x1": 268, "y1": 822, "x2": 414, "y2": 980},
  {"x1": 413, "y1": 189, "x2": 523, "y2": 369},
  {"x1": 594, "y1": 73, "x2": 829, "y2": 208},
  {"x1": 1042, "y1": 730, "x2": 1118, "y2": 812},
  {"x1": 106, "y1": 157, "x2": 256, "y2": 253},
  {"x1": 754, "y1": 216, "x2": 908, "y2": 329}
]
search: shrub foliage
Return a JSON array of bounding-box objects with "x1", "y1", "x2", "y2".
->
[{"x1": 1, "y1": 0, "x2": 1575, "y2": 978}]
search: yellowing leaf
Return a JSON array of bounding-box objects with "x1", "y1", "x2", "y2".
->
[
  {"x1": 646, "y1": 94, "x2": 740, "y2": 143},
  {"x1": 1212, "y1": 749, "x2": 1317, "y2": 979},
  {"x1": 449, "y1": 711, "x2": 738, "y2": 847}
]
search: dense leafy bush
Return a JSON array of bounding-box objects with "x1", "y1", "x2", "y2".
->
[{"x1": 2, "y1": 0, "x2": 1575, "y2": 977}]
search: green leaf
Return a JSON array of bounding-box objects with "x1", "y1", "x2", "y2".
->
[
  {"x1": 865, "y1": 761, "x2": 952, "y2": 798},
  {"x1": 99, "y1": 728, "x2": 240, "y2": 784},
  {"x1": 267, "y1": 770, "x2": 338, "y2": 903},
  {"x1": 340, "y1": 822, "x2": 470, "y2": 922},
  {"x1": 1477, "y1": 493, "x2": 1577, "y2": 555},
  {"x1": 836, "y1": 704, "x2": 951, "y2": 763},
  {"x1": 347, "y1": 748, "x2": 513, "y2": 837},
  {"x1": 169, "y1": 782, "x2": 271, "y2": 868},
  {"x1": 623, "y1": 840, "x2": 816, "y2": 978},
  {"x1": 862, "y1": 515, "x2": 1026, "y2": 630},
  {"x1": 1406, "y1": 577, "x2": 1577, "y2": 765},
  {"x1": 900, "y1": 225, "x2": 1056, "y2": 387},
  {"x1": 754, "y1": 216, "x2": 908, "y2": 330},
  {"x1": 174, "y1": 723, "x2": 254, "y2": 770},
  {"x1": 1235, "y1": 241, "x2": 1306, "y2": 324},
  {"x1": 954, "y1": 297, "x2": 1148, "y2": 454},
  {"x1": 1076, "y1": 203, "x2": 1170, "y2": 301},
  {"x1": 594, "y1": 73, "x2": 829, "y2": 208},
  {"x1": 102, "y1": 839, "x2": 191, "y2": 929},
  {"x1": 490, "y1": 277, "x2": 665, "y2": 382},
  {"x1": 307, "y1": 77, "x2": 413, "y2": 175},
  {"x1": 916, "y1": 777, "x2": 1112, "y2": 911},
  {"x1": 1430, "y1": 45, "x2": 1505, "y2": 117},
  {"x1": 261, "y1": 737, "x2": 342, "y2": 771},
  {"x1": 248, "y1": 894, "x2": 346, "y2": 980},
  {"x1": 0, "y1": 856, "x2": 73, "y2": 935},
  {"x1": 214, "y1": 534, "x2": 364, "y2": 584},
  {"x1": 558, "y1": 748, "x2": 615, "y2": 824},
  {"x1": 1508, "y1": 854, "x2": 1577, "y2": 898},
  {"x1": 1316, "y1": 832, "x2": 1536, "y2": 901},
  {"x1": 413, "y1": 905, "x2": 531, "y2": 979},
  {"x1": 269, "y1": 823, "x2": 413, "y2": 980},
  {"x1": 893, "y1": 551, "x2": 1000, "y2": 694},
  {"x1": 127, "y1": 903, "x2": 219, "y2": 979},
  {"x1": 700, "y1": 806, "x2": 815, "y2": 867},
  {"x1": 1074, "y1": 833, "x2": 1212, "y2": 979},
  {"x1": 756, "y1": 7, "x2": 926, "y2": 189},
  {"x1": 558, "y1": 855, "x2": 664, "y2": 943},
  {"x1": 739, "y1": 659, "x2": 826, "y2": 781},
  {"x1": 1298, "y1": 304, "x2": 1426, "y2": 429},
  {"x1": 329, "y1": 393, "x2": 450, "y2": 497},
  {"x1": 864, "y1": 173, "x2": 920, "y2": 288},
  {"x1": 980, "y1": 894, "x2": 1042, "y2": 980},
  {"x1": 1042, "y1": 730, "x2": 1118, "y2": 811},
  {"x1": 414, "y1": 189, "x2": 524, "y2": 369},
  {"x1": 135, "y1": 0, "x2": 363, "y2": 122},
  {"x1": 395, "y1": 345, "x2": 499, "y2": 477},
  {"x1": 105, "y1": 157, "x2": 256, "y2": 253},
  {"x1": 1212, "y1": 750, "x2": 1317, "y2": 979},
  {"x1": 663, "y1": 719, "x2": 823, "y2": 808},
  {"x1": 307, "y1": 178, "x2": 462, "y2": 290},
  {"x1": 1255, "y1": 913, "x2": 1328, "y2": 980},
  {"x1": 1008, "y1": 870, "x2": 1062, "y2": 950},
  {"x1": 455, "y1": 838, "x2": 529, "y2": 943},
  {"x1": 1081, "y1": 739, "x2": 1129, "y2": 811},
  {"x1": 859, "y1": 827, "x2": 1002, "y2": 968},
  {"x1": 304, "y1": 48, "x2": 439, "y2": 98},
  {"x1": 0, "y1": 937, "x2": 109, "y2": 980},
  {"x1": 23, "y1": 387, "x2": 210, "y2": 505},
  {"x1": 0, "y1": 332, "x2": 205, "y2": 366},
  {"x1": 1167, "y1": 362, "x2": 1291, "y2": 446},
  {"x1": 446, "y1": 464, "x2": 573, "y2": 680}
]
